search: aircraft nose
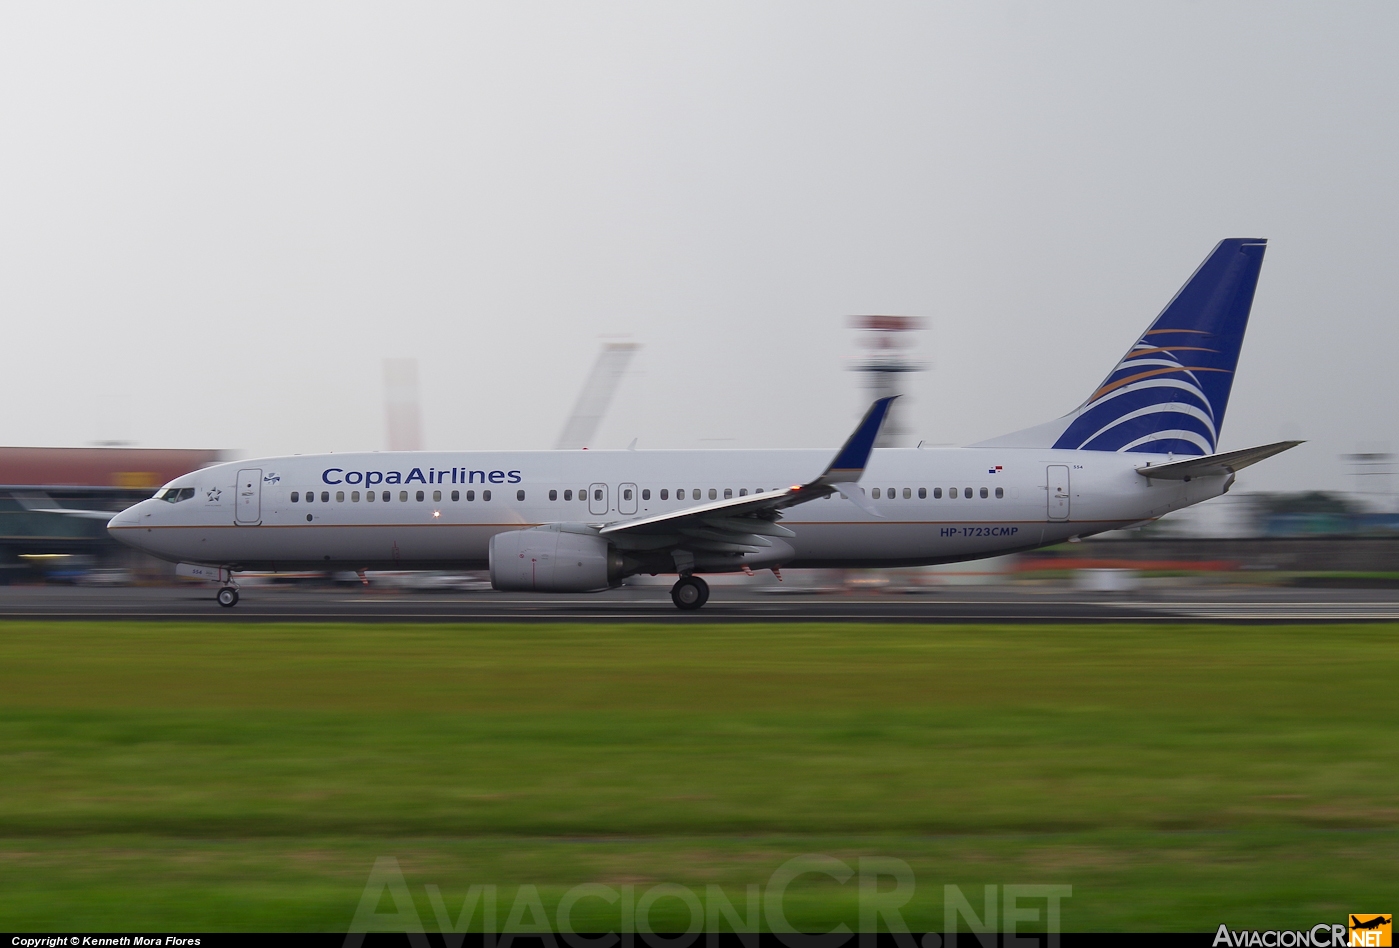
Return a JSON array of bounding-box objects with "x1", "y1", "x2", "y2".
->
[
  {"x1": 107, "y1": 502, "x2": 148, "y2": 546},
  {"x1": 108, "y1": 505, "x2": 141, "y2": 530}
]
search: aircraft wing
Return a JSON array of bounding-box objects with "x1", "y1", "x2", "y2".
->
[
  {"x1": 598, "y1": 397, "x2": 897, "y2": 551},
  {"x1": 10, "y1": 491, "x2": 123, "y2": 520},
  {"x1": 33, "y1": 509, "x2": 123, "y2": 520},
  {"x1": 1135, "y1": 440, "x2": 1303, "y2": 480}
]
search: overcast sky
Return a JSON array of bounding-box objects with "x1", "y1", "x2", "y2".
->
[{"x1": 1, "y1": 3, "x2": 1394, "y2": 492}]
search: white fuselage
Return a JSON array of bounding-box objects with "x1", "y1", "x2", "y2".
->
[{"x1": 109, "y1": 446, "x2": 1226, "y2": 572}]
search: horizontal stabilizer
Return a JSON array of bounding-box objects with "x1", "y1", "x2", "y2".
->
[{"x1": 1135, "y1": 440, "x2": 1302, "y2": 480}]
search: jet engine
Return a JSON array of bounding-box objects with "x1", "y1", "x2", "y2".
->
[{"x1": 488, "y1": 526, "x2": 625, "y2": 592}]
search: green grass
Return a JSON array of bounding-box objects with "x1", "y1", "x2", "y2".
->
[{"x1": 0, "y1": 620, "x2": 1395, "y2": 932}]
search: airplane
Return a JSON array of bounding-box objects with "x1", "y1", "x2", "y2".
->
[
  {"x1": 109, "y1": 238, "x2": 1299, "y2": 610},
  {"x1": 1350, "y1": 916, "x2": 1391, "y2": 931}
]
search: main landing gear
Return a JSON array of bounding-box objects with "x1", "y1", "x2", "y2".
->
[
  {"x1": 670, "y1": 575, "x2": 709, "y2": 611},
  {"x1": 216, "y1": 587, "x2": 240, "y2": 608}
]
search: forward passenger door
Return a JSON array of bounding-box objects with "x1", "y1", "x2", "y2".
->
[{"x1": 236, "y1": 469, "x2": 262, "y2": 524}]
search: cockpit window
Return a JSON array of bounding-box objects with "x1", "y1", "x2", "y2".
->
[{"x1": 158, "y1": 487, "x2": 196, "y2": 503}]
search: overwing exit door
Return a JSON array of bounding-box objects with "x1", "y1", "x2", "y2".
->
[
  {"x1": 588, "y1": 482, "x2": 609, "y2": 516},
  {"x1": 1046, "y1": 465, "x2": 1070, "y2": 520},
  {"x1": 236, "y1": 469, "x2": 262, "y2": 524},
  {"x1": 618, "y1": 483, "x2": 638, "y2": 515}
]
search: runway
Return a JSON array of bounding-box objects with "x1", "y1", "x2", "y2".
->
[{"x1": 2, "y1": 583, "x2": 1398, "y2": 622}]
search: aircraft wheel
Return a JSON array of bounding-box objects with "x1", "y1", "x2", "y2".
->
[
  {"x1": 217, "y1": 587, "x2": 239, "y2": 608},
  {"x1": 671, "y1": 576, "x2": 708, "y2": 611}
]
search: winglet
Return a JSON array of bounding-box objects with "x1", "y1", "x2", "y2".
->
[
  {"x1": 818, "y1": 396, "x2": 898, "y2": 485},
  {"x1": 598, "y1": 396, "x2": 900, "y2": 536}
]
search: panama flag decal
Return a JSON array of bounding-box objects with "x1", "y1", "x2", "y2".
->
[{"x1": 988, "y1": 466, "x2": 1003, "y2": 474}]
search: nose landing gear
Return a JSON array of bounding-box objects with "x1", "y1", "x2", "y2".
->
[
  {"x1": 670, "y1": 575, "x2": 709, "y2": 611},
  {"x1": 216, "y1": 587, "x2": 240, "y2": 608}
]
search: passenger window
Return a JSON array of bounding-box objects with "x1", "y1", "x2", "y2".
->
[
  {"x1": 483, "y1": 490, "x2": 492, "y2": 501},
  {"x1": 642, "y1": 489, "x2": 650, "y2": 500},
  {"x1": 351, "y1": 491, "x2": 360, "y2": 502},
  {"x1": 918, "y1": 487, "x2": 926, "y2": 499},
  {"x1": 933, "y1": 488, "x2": 941, "y2": 499},
  {"x1": 336, "y1": 491, "x2": 345, "y2": 502},
  {"x1": 903, "y1": 488, "x2": 911, "y2": 499},
  {"x1": 724, "y1": 488, "x2": 732, "y2": 499},
  {"x1": 949, "y1": 488, "x2": 957, "y2": 499},
  {"x1": 290, "y1": 491, "x2": 299, "y2": 503},
  {"x1": 980, "y1": 487, "x2": 989, "y2": 499},
  {"x1": 516, "y1": 490, "x2": 525, "y2": 501},
  {"x1": 755, "y1": 488, "x2": 763, "y2": 494},
  {"x1": 579, "y1": 489, "x2": 586, "y2": 500},
  {"x1": 623, "y1": 488, "x2": 633, "y2": 501},
  {"x1": 872, "y1": 488, "x2": 881, "y2": 499},
  {"x1": 739, "y1": 488, "x2": 747, "y2": 496},
  {"x1": 708, "y1": 488, "x2": 717, "y2": 500},
  {"x1": 466, "y1": 490, "x2": 475, "y2": 501},
  {"x1": 433, "y1": 490, "x2": 442, "y2": 502},
  {"x1": 416, "y1": 490, "x2": 425, "y2": 502},
  {"x1": 366, "y1": 491, "x2": 375, "y2": 502},
  {"x1": 661, "y1": 489, "x2": 669, "y2": 500},
  {"x1": 964, "y1": 488, "x2": 973, "y2": 499},
  {"x1": 563, "y1": 489, "x2": 572, "y2": 501},
  {"x1": 887, "y1": 487, "x2": 895, "y2": 498},
  {"x1": 995, "y1": 487, "x2": 1004, "y2": 498},
  {"x1": 400, "y1": 491, "x2": 408, "y2": 502},
  {"x1": 451, "y1": 490, "x2": 460, "y2": 501},
  {"x1": 676, "y1": 489, "x2": 685, "y2": 500},
  {"x1": 594, "y1": 489, "x2": 603, "y2": 501},
  {"x1": 549, "y1": 490, "x2": 558, "y2": 501}
]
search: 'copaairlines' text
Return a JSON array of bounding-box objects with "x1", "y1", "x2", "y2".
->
[{"x1": 322, "y1": 467, "x2": 522, "y2": 486}]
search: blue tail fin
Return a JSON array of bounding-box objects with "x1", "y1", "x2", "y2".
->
[{"x1": 1046, "y1": 238, "x2": 1267, "y2": 456}]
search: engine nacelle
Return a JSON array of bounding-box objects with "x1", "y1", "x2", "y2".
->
[{"x1": 489, "y1": 527, "x2": 624, "y2": 592}]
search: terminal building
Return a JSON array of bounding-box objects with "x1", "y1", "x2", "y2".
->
[{"x1": 0, "y1": 446, "x2": 226, "y2": 582}]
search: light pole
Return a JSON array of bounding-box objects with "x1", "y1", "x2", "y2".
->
[{"x1": 849, "y1": 315, "x2": 925, "y2": 448}]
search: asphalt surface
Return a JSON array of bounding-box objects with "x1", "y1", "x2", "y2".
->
[{"x1": 3, "y1": 583, "x2": 1399, "y2": 622}]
